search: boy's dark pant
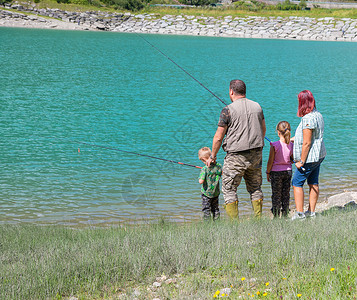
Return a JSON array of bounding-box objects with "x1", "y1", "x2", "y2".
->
[
  {"x1": 270, "y1": 170, "x2": 292, "y2": 218},
  {"x1": 201, "y1": 194, "x2": 220, "y2": 220}
]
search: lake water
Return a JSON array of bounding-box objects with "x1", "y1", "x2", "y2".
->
[{"x1": 1, "y1": 27, "x2": 356, "y2": 225}]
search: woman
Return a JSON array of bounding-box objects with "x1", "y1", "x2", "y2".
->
[{"x1": 292, "y1": 90, "x2": 326, "y2": 220}]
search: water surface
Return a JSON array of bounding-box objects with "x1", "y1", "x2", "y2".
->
[{"x1": 1, "y1": 28, "x2": 356, "y2": 225}]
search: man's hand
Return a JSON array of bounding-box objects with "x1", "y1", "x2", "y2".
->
[{"x1": 206, "y1": 156, "x2": 216, "y2": 167}]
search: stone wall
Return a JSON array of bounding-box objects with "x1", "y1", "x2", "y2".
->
[{"x1": 1, "y1": 5, "x2": 357, "y2": 42}]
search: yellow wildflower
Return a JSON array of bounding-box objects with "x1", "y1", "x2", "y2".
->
[
  {"x1": 256, "y1": 291, "x2": 260, "y2": 295},
  {"x1": 213, "y1": 295, "x2": 217, "y2": 298},
  {"x1": 265, "y1": 282, "x2": 270, "y2": 286},
  {"x1": 241, "y1": 277, "x2": 246, "y2": 281},
  {"x1": 215, "y1": 290, "x2": 220, "y2": 295},
  {"x1": 263, "y1": 292, "x2": 268, "y2": 296},
  {"x1": 283, "y1": 278, "x2": 287, "y2": 280},
  {"x1": 330, "y1": 268, "x2": 335, "y2": 272},
  {"x1": 297, "y1": 294, "x2": 302, "y2": 297}
]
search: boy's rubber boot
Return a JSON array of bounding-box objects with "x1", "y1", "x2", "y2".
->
[
  {"x1": 252, "y1": 199, "x2": 263, "y2": 219},
  {"x1": 225, "y1": 201, "x2": 238, "y2": 220}
]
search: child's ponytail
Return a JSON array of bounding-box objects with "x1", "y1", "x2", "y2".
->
[{"x1": 276, "y1": 121, "x2": 291, "y2": 144}]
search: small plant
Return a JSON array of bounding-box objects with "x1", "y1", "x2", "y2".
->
[
  {"x1": 298, "y1": 0, "x2": 307, "y2": 10},
  {"x1": 276, "y1": 0, "x2": 299, "y2": 10}
]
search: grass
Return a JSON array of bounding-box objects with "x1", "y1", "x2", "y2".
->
[
  {"x1": 1, "y1": 209, "x2": 356, "y2": 299},
  {"x1": 143, "y1": 6, "x2": 357, "y2": 19}
]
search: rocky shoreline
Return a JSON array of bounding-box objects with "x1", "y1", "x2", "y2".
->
[{"x1": 1, "y1": 5, "x2": 357, "y2": 42}]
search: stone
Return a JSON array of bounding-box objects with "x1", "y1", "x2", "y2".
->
[
  {"x1": 152, "y1": 282, "x2": 161, "y2": 288},
  {"x1": 327, "y1": 192, "x2": 357, "y2": 208},
  {"x1": 133, "y1": 289, "x2": 140, "y2": 296},
  {"x1": 165, "y1": 278, "x2": 176, "y2": 284},
  {"x1": 220, "y1": 288, "x2": 232, "y2": 295}
]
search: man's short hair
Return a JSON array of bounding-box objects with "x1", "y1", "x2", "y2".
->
[{"x1": 230, "y1": 80, "x2": 246, "y2": 96}]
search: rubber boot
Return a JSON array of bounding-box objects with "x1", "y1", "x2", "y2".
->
[
  {"x1": 225, "y1": 201, "x2": 238, "y2": 220},
  {"x1": 252, "y1": 199, "x2": 263, "y2": 219}
]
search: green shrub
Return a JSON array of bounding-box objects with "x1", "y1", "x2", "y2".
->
[
  {"x1": 101, "y1": 0, "x2": 146, "y2": 10},
  {"x1": 276, "y1": 0, "x2": 298, "y2": 10},
  {"x1": 180, "y1": 0, "x2": 216, "y2": 7},
  {"x1": 299, "y1": 0, "x2": 307, "y2": 9},
  {"x1": 87, "y1": 0, "x2": 103, "y2": 6},
  {"x1": 124, "y1": 0, "x2": 145, "y2": 10}
]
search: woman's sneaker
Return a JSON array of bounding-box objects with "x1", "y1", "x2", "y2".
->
[
  {"x1": 291, "y1": 211, "x2": 306, "y2": 221},
  {"x1": 305, "y1": 211, "x2": 316, "y2": 218}
]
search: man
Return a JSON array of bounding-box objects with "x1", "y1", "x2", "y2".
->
[{"x1": 206, "y1": 79, "x2": 266, "y2": 219}]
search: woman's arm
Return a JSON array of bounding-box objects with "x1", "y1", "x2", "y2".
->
[
  {"x1": 266, "y1": 145, "x2": 275, "y2": 182},
  {"x1": 295, "y1": 128, "x2": 313, "y2": 169}
]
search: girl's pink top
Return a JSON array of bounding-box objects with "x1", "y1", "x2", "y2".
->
[{"x1": 271, "y1": 141, "x2": 293, "y2": 171}]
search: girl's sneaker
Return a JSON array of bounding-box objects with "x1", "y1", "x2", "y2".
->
[
  {"x1": 305, "y1": 211, "x2": 316, "y2": 218},
  {"x1": 291, "y1": 211, "x2": 306, "y2": 221}
]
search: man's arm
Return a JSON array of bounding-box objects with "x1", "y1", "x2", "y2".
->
[
  {"x1": 262, "y1": 118, "x2": 266, "y2": 139},
  {"x1": 206, "y1": 126, "x2": 227, "y2": 167}
]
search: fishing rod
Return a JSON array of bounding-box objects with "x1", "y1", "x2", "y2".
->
[
  {"x1": 75, "y1": 37, "x2": 283, "y2": 170},
  {"x1": 264, "y1": 137, "x2": 305, "y2": 172},
  {"x1": 138, "y1": 34, "x2": 279, "y2": 152},
  {"x1": 136, "y1": 33, "x2": 227, "y2": 106},
  {"x1": 74, "y1": 140, "x2": 202, "y2": 169}
]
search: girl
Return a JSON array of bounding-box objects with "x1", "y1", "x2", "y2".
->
[{"x1": 266, "y1": 121, "x2": 294, "y2": 218}]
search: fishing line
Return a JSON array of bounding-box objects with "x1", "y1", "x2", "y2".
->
[
  {"x1": 138, "y1": 34, "x2": 281, "y2": 156},
  {"x1": 136, "y1": 33, "x2": 227, "y2": 106},
  {"x1": 74, "y1": 37, "x2": 291, "y2": 170},
  {"x1": 74, "y1": 140, "x2": 202, "y2": 169}
]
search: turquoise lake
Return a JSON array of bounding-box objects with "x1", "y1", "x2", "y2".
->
[{"x1": 1, "y1": 27, "x2": 356, "y2": 225}]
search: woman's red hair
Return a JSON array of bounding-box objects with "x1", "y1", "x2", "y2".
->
[{"x1": 297, "y1": 90, "x2": 316, "y2": 117}]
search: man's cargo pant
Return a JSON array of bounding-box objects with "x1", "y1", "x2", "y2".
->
[{"x1": 222, "y1": 148, "x2": 264, "y2": 204}]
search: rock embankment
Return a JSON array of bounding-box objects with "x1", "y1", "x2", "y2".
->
[{"x1": 1, "y1": 4, "x2": 357, "y2": 42}]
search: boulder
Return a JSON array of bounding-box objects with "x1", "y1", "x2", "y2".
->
[{"x1": 328, "y1": 192, "x2": 357, "y2": 207}]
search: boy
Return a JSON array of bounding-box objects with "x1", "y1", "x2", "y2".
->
[{"x1": 198, "y1": 147, "x2": 222, "y2": 220}]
